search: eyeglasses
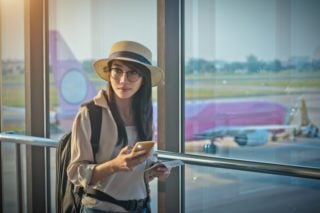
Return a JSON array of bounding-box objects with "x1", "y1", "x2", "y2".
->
[{"x1": 110, "y1": 68, "x2": 142, "y2": 82}]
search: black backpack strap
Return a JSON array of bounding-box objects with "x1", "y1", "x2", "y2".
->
[
  {"x1": 85, "y1": 188, "x2": 148, "y2": 211},
  {"x1": 85, "y1": 101, "x2": 102, "y2": 163},
  {"x1": 82, "y1": 100, "x2": 150, "y2": 212}
]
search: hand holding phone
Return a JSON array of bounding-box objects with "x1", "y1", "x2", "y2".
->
[{"x1": 132, "y1": 141, "x2": 155, "y2": 153}]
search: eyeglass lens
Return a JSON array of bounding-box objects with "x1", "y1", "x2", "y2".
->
[{"x1": 111, "y1": 68, "x2": 141, "y2": 82}]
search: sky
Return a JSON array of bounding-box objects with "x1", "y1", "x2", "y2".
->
[
  {"x1": 0, "y1": 0, "x2": 25, "y2": 60},
  {"x1": 1, "y1": 0, "x2": 320, "y2": 62},
  {"x1": 185, "y1": 0, "x2": 320, "y2": 61}
]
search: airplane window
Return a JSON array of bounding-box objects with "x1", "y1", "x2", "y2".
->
[{"x1": 184, "y1": 0, "x2": 320, "y2": 168}]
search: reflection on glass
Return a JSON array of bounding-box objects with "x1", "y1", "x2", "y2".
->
[
  {"x1": 1, "y1": 0, "x2": 26, "y2": 212},
  {"x1": 184, "y1": 0, "x2": 320, "y2": 168},
  {"x1": 1, "y1": 3, "x2": 25, "y2": 133},
  {"x1": 185, "y1": 165, "x2": 320, "y2": 213},
  {"x1": 48, "y1": 0, "x2": 158, "y2": 138},
  {"x1": 48, "y1": 0, "x2": 158, "y2": 212}
]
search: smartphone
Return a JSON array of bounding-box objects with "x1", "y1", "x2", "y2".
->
[{"x1": 132, "y1": 141, "x2": 155, "y2": 153}]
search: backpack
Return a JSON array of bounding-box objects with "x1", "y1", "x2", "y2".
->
[{"x1": 56, "y1": 101, "x2": 102, "y2": 213}]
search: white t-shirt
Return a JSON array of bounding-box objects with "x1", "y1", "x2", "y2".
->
[{"x1": 86, "y1": 126, "x2": 148, "y2": 212}]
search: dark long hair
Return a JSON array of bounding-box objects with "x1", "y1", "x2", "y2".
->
[{"x1": 103, "y1": 60, "x2": 153, "y2": 147}]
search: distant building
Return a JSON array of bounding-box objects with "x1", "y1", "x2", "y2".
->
[{"x1": 2, "y1": 60, "x2": 24, "y2": 75}]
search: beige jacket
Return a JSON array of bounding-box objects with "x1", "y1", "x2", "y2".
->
[
  {"x1": 67, "y1": 89, "x2": 119, "y2": 188},
  {"x1": 67, "y1": 90, "x2": 155, "y2": 209}
]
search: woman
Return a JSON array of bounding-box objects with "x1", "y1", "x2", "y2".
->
[{"x1": 67, "y1": 41, "x2": 169, "y2": 213}]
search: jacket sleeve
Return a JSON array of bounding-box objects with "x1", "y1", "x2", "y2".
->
[{"x1": 67, "y1": 106, "x2": 96, "y2": 188}]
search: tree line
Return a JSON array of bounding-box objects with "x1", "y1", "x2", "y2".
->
[{"x1": 185, "y1": 55, "x2": 320, "y2": 74}]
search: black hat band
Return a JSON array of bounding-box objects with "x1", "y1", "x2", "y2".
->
[{"x1": 109, "y1": 51, "x2": 151, "y2": 65}]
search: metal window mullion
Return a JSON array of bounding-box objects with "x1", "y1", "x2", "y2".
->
[
  {"x1": 43, "y1": 1, "x2": 50, "y2": 211},
  {"x1": 0, "y1": 1, "x2": 3, "y2": 211},
  {"x1": 180, "y1": 1, "x2": 185, "y2": 213},
  {"x1": 16, "y1": 144, "x2": 23, "y2": 213},
  {"x1": 158, "y1": 0, "x2": 182, "y2": 213},
  {"x1": 24, "y1": 0, "x2": 49, "y2": 212}
]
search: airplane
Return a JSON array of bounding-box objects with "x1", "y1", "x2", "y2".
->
[
  {"x1": 49, "y1": 30, "x2": 98, "y2": 130},
  {"x1": 49, "y1": 30, "x2": 320, "y2": 149},
  {"x1": 193, "y1": 97, "x2": 319, "y2": 153},
  {"x1": 3, "y1": 30, "x2": 318, "y2": 154}
]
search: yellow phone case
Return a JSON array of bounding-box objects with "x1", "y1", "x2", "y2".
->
[{"x1": 132, "y1": 141, "x2": 155, "y2": 152}]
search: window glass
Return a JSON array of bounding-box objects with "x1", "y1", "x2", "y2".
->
[
  {"x1": 48, "y1": 0, "x2": 158, "y2": 138},
  {"x1": 185, "y1": 164, "x2": 320, "y2": 213},
  {"x1": 184, "y1": 0, "x2": 320, "y2": 168},
  {"x1": 1, "y1": 0, "x2": 25, "y2": 133},
  {"x1": 48, "y1": 0, "x2": 158, "y2": 211},
  {"x1": 1, "y1": 0, "x2": 25, "y2": 212}
]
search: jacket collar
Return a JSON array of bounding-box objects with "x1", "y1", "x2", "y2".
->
[{"x1": 93, "y1": 89, "x2": 109, "y2": 109}]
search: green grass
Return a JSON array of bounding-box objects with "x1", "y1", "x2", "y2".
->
[
  {"x1": 2, "y1": 88, "x2": 25, "y2": 107},
  {"x1": 2, "y1": 71, "x2": 320, "y2": 107},
  {"x1": 185, "y1": 88, "x2": 288, "y2": 99},
  {"x1": 2, "y1": 82, "x2": 58, "y2": 108},
  {"x1": 186, "y1": 70, "x2": 320, "y2": 80},
  {"x1": 186, "y1": 78, "x2": 320, "y2": 89}
]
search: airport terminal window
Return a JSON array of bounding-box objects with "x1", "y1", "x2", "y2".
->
[
  {"x1": 183, "y1": 0, "x2": 320, "y2": 168},
  {"x1": 1, "y1": 0, "x2": 26, "y2": 212},
  {"x1": 182, "y1": 1, "x2": 320, "y2": 209},
  {"x1": 1, "y1": 0, "x2": 26, "y2": 133},
  {"x1": 48, "y1": 0, "x2": 158, "y2": 138},
  {"x1": 1, "y1": 1, "x2": 319, "y2": 213},
  {"x1": 48, "y1": 0, "x2": 159, "y2": 212},
  {"x1": 185, "y1": 164, "x2": 320, "y2": 212}
]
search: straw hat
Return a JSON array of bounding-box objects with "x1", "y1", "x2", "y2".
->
[{"x1": 93, "y1": 40, "x2": 164, "y2": 87}]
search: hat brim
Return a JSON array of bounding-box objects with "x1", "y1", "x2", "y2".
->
[{"x1": 93, "y1": 57, "x2": 164, "y2": 87}]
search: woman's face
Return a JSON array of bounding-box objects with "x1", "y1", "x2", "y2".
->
[{"x1": 109, "y1": 60, "x2": 143, "y2": 100}]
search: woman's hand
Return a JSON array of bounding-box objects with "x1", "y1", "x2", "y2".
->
[
  {"x1": 146, "y1": 163, "x2": 171, "y2": 181},
  {"x1": 91, "y1": 146, "x2": 150, "y2": 184},
  {"x1": 112, "y1": 145, "x2": 151, "y2": 172}
]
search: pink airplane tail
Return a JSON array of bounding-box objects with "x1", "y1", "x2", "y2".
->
[{"x1": 49, "y1": 30, "x2": 97, "y2": 129}]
